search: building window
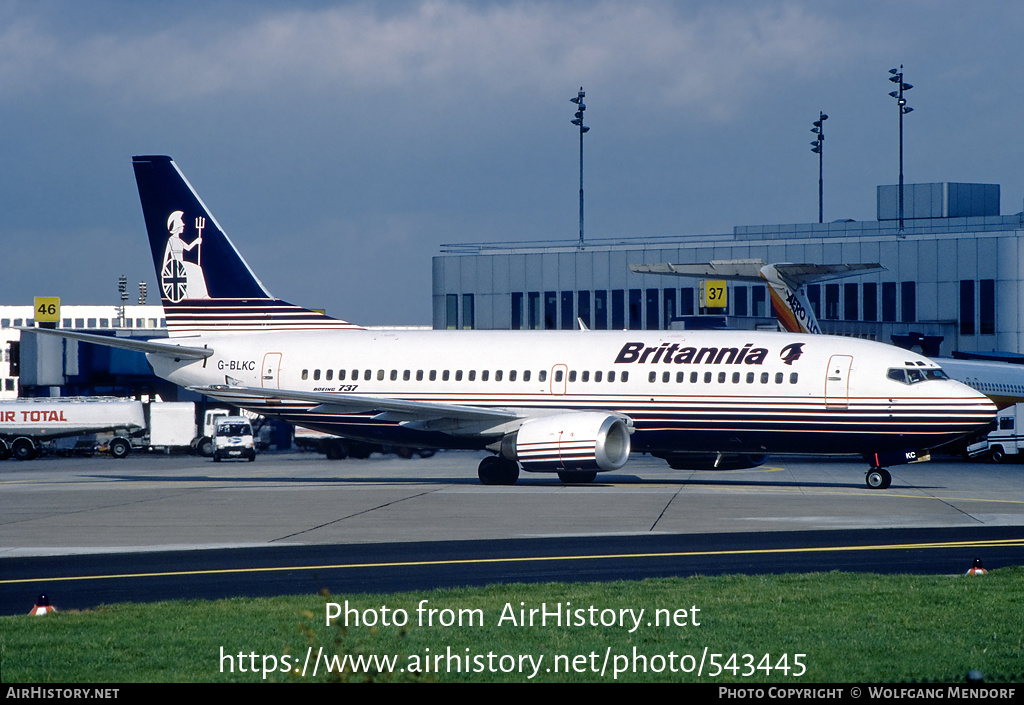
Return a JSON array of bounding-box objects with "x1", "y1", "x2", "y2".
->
[
  {"x1": 446, "y1": 294, "x2": 458, "y2": 330},
  {"x1": 733, "y1": 286, "x2": 748, "y2": 317},
  {"x1": 577, "y1": 291, "x2": 591, "y2": 330},
  {"x1": 863, "y1": 283, "x2": 877, "y2": 322},
  {"x1": 882, "y1": 282, "x2": 897, "y2": 322},
  {"x1": 511, "y1": 292, "x2": 523, "y2": 330},
  {"x1": 593, "y1": 290, "x2": 607, "y2": 330},
  {"x1": 960, "y1": 280, "x2": 975, "y2": 335},
  {"x1": 752, "y1": 286, "x2": 766, "y2": 318},
  {"x1": 544, "y1": 291, "x2": 557, "y2": 330},
  {"x1": 980, "y1": 279, "x2": 995, "y2": 335},
  {"x1": 901, "y1": 281, "x2": 916, "y2": 323},
  {"x1": 844, "y1": 283, "x2": 858, "y2": 321},
  {"x1": 680, "y1": 288, "x2": 695, "y2": 316},
  {"x1": 806, "y1": 285, "x2": 821, "y2": 318},
  {"x1": 528, "y1": 292, "x2": 540, "y2": 330},
  {"x1": 561, "y1": 291, "x2": 574, "y2": 330},
  {"x1": 462, "y1": 294, "x2": 474, "y2": 330},
  {"x1": 645, "y1": 289, "x2": 659, "y2": 330}
]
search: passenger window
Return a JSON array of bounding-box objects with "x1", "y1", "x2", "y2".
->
[
  {"x1": 468, "y1": 370, "x2": 476, "y2": 381},
  {"x1": 301, "y1": 369, "x2": 308, "y2": 380},
  {"x1": 326, "y1": 370, "x2": 333, "y2": 381},
  {"x1": 495, "y1": 370, "x2": 502, "y2": 382},
  {"x1": 704, "y1": 372, "x2": 712, "y2": 383},
  {"x1": 403, "y1": 370, "x2": 411, "y2": 381},
  {"x1": 761, "y1": 372, "x2": 769, "y2": 384},
  {"x1": 691, "y1": 372, "x2": 698, "y2": 383},
  {"x1": 649, "y1": 371, "x2": 657, "y2": 383},
  {"x1": 594, "y1": 371, "x2": 602, "y2": 383},
  {"x1": 313, "y1": 369, "x2": 321, "y2": 381},
  {"x1": 509, "y1": 370, "x2": 517, "y2": 382},
  {"x1": 568, "y1": 371, "x2": 575, "y2": 383},
  {"x1": 582, "y1": 371, "x2": 589, "y2": 382},
  {"x1": 746, "y1": 372, "x2": 754, "y2": 383},
  {"x1": 339, "y1": 369, "x2": 346, "y2": 381},
  {"x1": 429, "y1": 370, "x2": 437, "y2": 381},
  {"x1": 608, "y1": 371, "x2": 616, "y2": 382},
  {"x1": 539, "y1": 370, "x2": 547, "y2": 382},
  {"x1": 524, "y1": 371, "x2": 531, "y2": 382},
  {"x1": 621, "y1": 371, "x2": 628, "y2": 382},
  {"x1": 443, "y1": 370, "x2": 450, "y2": 381},
  {"x1": 718, "y1": 372, "x2": 726, "y2": 383},
  {"x1": 676, "y1": 371, "x2": 685, "y2": 383},
  {"x1": 480, "y1": 370, "x2": 487, "y2": 381},
  {"x1": 417, "y1": 370, "x2": 424, "y2": 381},
  {"x1": 732, "y1": 372, "x2": 740, "y2": 383},
  {"x1": 364, "y1": 370, "x2": 372, "y2": 381},
  {"x1": 790, "y1": 373, "x2": 799, "y2": 384},
  {"x1": 456, "y1": 370, "x2": 463, "y2": 381},
  {"x1": 775, "y1": 373, "x2": 783, "y2": 384},
  {"x1": 662, "y1": 371, "x2": 670, "y2": 383},
  {"x1": 554, "y1": 370, "x2": 563, "y2": 382}
]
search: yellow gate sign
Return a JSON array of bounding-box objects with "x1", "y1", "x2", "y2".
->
[
  {"x1": 34, "y1": 297, "x2": 60, "y2": 323},
  {"x1": 699, "y1": 280, "x2": 727, "y2": 309}
]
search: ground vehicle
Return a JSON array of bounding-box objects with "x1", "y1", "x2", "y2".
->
[
  {"x1": 212, "y1": 416, "x2": 255, "y2": 461},
  {"x1": 0, "y1": 397, "x2": 144, "y2": 460},
  {"x1": 967, "y1": 403, "x2": 1024, "y2": 462}
]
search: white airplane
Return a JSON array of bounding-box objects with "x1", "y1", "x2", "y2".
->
[
  {"x1": 631, "y1": 258, "x2": 1024, "y2": 410},
  {"x1": 24, "y1": 157, "x2": 996, "y2": 489}
]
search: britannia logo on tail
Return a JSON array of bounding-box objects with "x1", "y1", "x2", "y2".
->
[{"x1": 160, "y1": 210, "x2": 210, "y2": 302}]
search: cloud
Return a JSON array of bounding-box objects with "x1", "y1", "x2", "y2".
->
[{"x1": 0, "y1": 1, "x2": 865, "y2": 120}]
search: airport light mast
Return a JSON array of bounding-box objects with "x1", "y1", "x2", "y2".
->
[
  {"x1": 810, "y1": 111, "x2": 827, "y2": 223},
  {"x1": 888, "y1": 66, "x2": 914, "y2": 232},
  {"x1": 570, "y1": 87, "x2": 590, "y2": 249}
]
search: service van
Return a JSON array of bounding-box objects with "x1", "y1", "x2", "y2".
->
[{"x1": 212, "y1": 416, "x2": 256, "y2": 462}]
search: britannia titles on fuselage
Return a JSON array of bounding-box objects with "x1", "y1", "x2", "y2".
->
[{"x1": 613, "y1": 341, "x2": 775, "y2": 366}]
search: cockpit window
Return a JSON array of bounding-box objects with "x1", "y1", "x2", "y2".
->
[{"x1": 887, "y1": 367, "x2": 949, "y2": 385}]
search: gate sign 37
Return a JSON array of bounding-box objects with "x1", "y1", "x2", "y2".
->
[{"x1": 700, "y1": 280, "x2": 727, "y2": 309}]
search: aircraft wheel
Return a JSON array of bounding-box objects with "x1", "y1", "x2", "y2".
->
[
  {"x1": 109, "y1": 438, "x2": 131, "y2": 459},
  {"x1": 557, "y1": 471, "x2": 597, "y2": 484},
  {"x1": 990, "y1": 447, "x2": 1006, "y2": 463},
  {"x1": 478, "y1": 456, "x2": 519, "y2": 485},
  {"x1": 324, "y1": 440, "x2": 348, "y2": 460},
  {"x1": 865, "y1": 468, "x2": 891, "y2": 489},
  {"x1": 12, "y1": 437, "x2": 37, "y2": 461}
]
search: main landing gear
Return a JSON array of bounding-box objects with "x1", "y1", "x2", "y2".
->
[
  {"x1": 478, "y1": 456, "x2": 520, "y2": 485},
  {"x1": 865, "y1": 467, "x2": 892, "y2": 490}
]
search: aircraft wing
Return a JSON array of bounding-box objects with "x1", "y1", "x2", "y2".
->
[
  {"x1": 189, "y1": 384, "x2": 523, "y2": 424},
  {"x1": 18, "y1": 326, "x2": 213, "y2": 360}
]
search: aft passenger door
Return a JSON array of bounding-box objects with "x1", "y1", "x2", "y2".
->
[
  {"x1": 262, "y1": 352, "x2": 282, "y2": 389},
  {"x1": 825, "y1": 355, "x2": 852, "y2": 409}
]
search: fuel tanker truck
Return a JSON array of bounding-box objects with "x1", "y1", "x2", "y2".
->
[{"x1": 0, "y1": 397, "x2": 145, "y2": 460}]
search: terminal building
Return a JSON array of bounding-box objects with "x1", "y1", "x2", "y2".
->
[{"x1": 432, "y1": 182, "x2": 1024, "y2": 359}]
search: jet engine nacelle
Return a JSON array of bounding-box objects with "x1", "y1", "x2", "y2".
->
[{"x1": 503, "y1": 412, "x2": 632, "y2": 472}]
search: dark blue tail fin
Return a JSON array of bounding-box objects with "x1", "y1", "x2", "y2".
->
[{"x1": 132, "y1": 155, "x2": 361, "y2": 335}]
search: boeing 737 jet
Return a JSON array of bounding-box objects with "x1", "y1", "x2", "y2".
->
[{"x1": 26, "y1": 157, "x2": 996, "y2": 488}]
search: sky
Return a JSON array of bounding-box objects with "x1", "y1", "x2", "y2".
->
[{"x1": 1, "y1": 1, "x2": 1022, "y2": 325}]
